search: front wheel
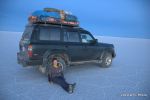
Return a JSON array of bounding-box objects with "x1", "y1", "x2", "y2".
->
[{"x1": 99, "y1": 52, "x2": 113, "y2": 67}]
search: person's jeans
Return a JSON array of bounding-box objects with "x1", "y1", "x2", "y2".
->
[{"x1": 49, "y1": 75, "x2": 70, "y2": 92}]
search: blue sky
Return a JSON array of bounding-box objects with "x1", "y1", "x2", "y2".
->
[{"x1": 0, "y1": 0, "x2": 150, "y2": 38}]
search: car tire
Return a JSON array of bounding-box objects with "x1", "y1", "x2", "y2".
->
[{"x1": 99, "y1": 52, "x2": 112, "y2": 67}]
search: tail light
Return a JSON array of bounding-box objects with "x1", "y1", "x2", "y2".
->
[{"x1": 28, "y1": 45, "x2": 33, "y2": 57}]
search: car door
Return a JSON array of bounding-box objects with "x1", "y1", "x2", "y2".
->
[
  {"x1": 79, "y1": 31, "x2": 99, "y2": 60},
  {"x1": 63, "y1": 28, "x2": 83, "y2": 62}
]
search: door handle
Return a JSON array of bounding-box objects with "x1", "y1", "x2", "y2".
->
[{"x1": 65, "y1": 45, "x2": 69, "y2": 48}]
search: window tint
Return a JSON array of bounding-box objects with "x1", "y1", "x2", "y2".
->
[
  {"x1": 50, "y1": 29, "x2": 60, "y2": 40},
  {"x1": 64, "y1": 31, "x2": 79, "y2": 42},
  {"x1": 39, "y1": 28, "x2": 60, "y2": 41},
  {"x1": 64, "y1": 32, "x2": 68, "y2": 42},
  {"x1": 40, "y1": 28, "x2": 50, "y2": 40},
  {"x1": 80, "y1": 33, "x2": 93, "y2": 43}
]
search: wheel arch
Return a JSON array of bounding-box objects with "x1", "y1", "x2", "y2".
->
[
  {"x1": 100, "y1": 48, "x2": 115, "y2": 59},
  {"x1": 42, "y1": 49, "x2": 70, "y2": 67}
]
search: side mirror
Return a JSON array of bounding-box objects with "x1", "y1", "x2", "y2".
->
[{"x1": 90, "y1": 39, "x2": 98, "y2": 44}]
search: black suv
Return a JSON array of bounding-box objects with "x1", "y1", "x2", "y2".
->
[{"x1": 17, "y1": 23, "x2": 116, "y2": 73}]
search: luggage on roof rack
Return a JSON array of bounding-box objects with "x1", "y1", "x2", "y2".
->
[
  {"x1": 65, "y1": 14, "x2": 77, "y2": 22},
  {"x1": 28, "y1": 8, "x2": 79, "y2": 27},
  {"x1": 32, "y1": 10, "x2": 61, "y2": 18},
  {"x1": 44, "y1": 8, "x2": 60, "y2": 12}
]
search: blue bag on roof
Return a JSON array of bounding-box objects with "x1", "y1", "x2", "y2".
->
[
  {"x1": 32, "y1": 10, "x2": 61, "y2": 19},
  {"x1": 28, "y1": 8, "x2": 79, "y2": 26},
  {"x1": 65, "y1": 14, "x2": 78, "y2": 22},
  {"x1": 32, "y1": 10, "x2": 46, "y2": 17}
]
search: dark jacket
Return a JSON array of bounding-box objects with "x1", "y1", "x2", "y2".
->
[{"x1": 49, "y1": 64, "x2": 64, "y2": 78}]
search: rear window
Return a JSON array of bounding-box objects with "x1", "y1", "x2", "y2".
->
[
  {"x1": 22, "y1": 26, "x2": 33, "y2": 40},
  {"x1": 39, "y1": 28, "x2": 60, "y2": 41}
]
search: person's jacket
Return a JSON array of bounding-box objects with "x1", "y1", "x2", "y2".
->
[{"x1": 49, "y1": 63, "x2": 64, "y2": 78}]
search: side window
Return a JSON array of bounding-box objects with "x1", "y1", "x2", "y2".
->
[
  {"x1": 39, "y1": 28, "x2": 60, "y2": 41},
  {"x1": 50, "y1": 29, "x2": 60, "y2": 41},
  {"x1": 80, "y1": 33, "x2": 94, "y2": 43},
  {"x1": 39, "y1": 28, "x2": 50, "y2": 40},
  {"x1": 64, "y1": 31, "x2": 80, "y2": 42},
  {"x1": 64, "y1": 31, "x2": 68, "y2": 42}
]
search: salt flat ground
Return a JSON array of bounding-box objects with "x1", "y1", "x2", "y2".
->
[{"x1": 0, "y1": 31, "x2": 150, "y2": 100}]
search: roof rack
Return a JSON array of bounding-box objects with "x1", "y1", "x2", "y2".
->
[
  {"x1": 29, "y1": 21, "x2": 80, "y2": 28},
  {"x1": 73, "y1": 27, "x2": 83, "y2": 30}
]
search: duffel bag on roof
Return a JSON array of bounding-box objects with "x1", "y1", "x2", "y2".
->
[
  {"x1": 28, "y1": 8, "x2": 79, "y2": 26},
  {"x1": 44, "y1": 8, "x2": 60, "y2": 12},
  {"x1": 32, "y1": 10, "x2": 61, "y2": 19},
  {"x1": 64, "y1": 14, "x2": 78, "y2": 22}
]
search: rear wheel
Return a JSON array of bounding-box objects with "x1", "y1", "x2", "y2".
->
[{"x1": 99, "y1": 52, "x2": 112, "y2": 67}]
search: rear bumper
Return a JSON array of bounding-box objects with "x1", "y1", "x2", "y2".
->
[{"x1": 17, "y1": 52, "x2": 42, "y2": 67}]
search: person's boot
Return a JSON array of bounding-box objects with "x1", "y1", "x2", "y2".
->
[
  {"x1": 68, "y1": 83, "x2": 76, "y2": 94},
  {"x1": 48, "y1": 74, "x2": 53, "y2": 84},
  {"x1": 72, "y1": 83, "x2": 76, "y2": 90}
]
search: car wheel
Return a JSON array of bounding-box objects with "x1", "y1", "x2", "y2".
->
[{"x1": 99, "y1": 52, "x2": 112, "y2": 67}]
